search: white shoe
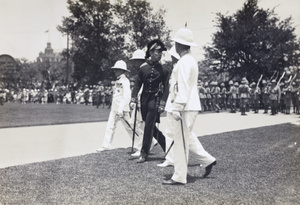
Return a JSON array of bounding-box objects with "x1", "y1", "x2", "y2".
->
[
  {"x1": 157, "y1": 160, "x2": 174, "y2": 167},
  {"x1": 131, "y1": 151, "x2": 141, "y2": 157},
  {"x1": 96, "y1": 147, "x2": 109, "y2": 152}
]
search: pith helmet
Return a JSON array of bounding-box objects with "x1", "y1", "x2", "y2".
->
[
  {"x1": 168, "y1": 45, "x2": 180, "y2": 59},
  {"x1": 111, "y1": 60, "x2": 128, "y2": 72},
  {"x1": 262, "y1": 80, "x2": 267, "y2": 84},
  {"x1": 271, "y1": 79, "x2": 276, "y2": 83},
  {"x1": 229, "y1": 80, "x2": 233, "y2": 85},
  {"x1": 220, "y1": 83, "x2": 225, "y2": 87},
  {"x1": 241, "y1": 77, "x2": 247, "y2": 84},
  {"x1": 130, "y1": 49, "x2": 145, "y2": 60},
  {"x1": 234, "y1": 82, "x2": 239, "y2": 86},
  {"x1": 172, "y1": 28, "x2": 198, "y2": 47}
]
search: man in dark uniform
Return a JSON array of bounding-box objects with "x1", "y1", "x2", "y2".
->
[{"x1": 130, "y1": 39, "x2": 169, "y2": 163}]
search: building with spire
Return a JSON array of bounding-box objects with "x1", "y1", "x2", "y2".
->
[{"x1": 37, "y1": 42, "x2": 62, "y2": 63}]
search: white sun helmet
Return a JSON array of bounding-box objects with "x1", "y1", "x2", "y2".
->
[
  {"x1": 172, "y1": 28, "x2": 198, "y2": 47},
  {"x1": 111, "y1": 60, "x2": 128, "y2": 72},
  {"x1": 130, "y1": 49, "x2": 145, "y2": 60}
]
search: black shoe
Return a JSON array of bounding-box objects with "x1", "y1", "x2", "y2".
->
[
  {"x1": 162, "y1": 179, "x2": 184, "y2": 185},
  {"x1": 203, "y1": 161, "x2": 217, "y2": 178},
  {"x1": 137, "y1": 156, "x2": 146, "y2": 163}
]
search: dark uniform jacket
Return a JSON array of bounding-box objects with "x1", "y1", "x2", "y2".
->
[{"x1": 131, "y1": 61, "x2": 169, "y2": 104}]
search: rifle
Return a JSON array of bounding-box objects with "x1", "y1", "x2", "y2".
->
[
  {"x1": 270, "y1": 71, "x2": 277, "y2": 81},
  {"x1": 276, "y1": 72, "x2": 285, "y2": 87},
  {"x1": 274, "y1": 71, "x2": 279, "y2": 81},
  {"x1": 289, "y1": 74, "x2": 297, "y2": 86},
  {"x1": 256, "y1": 74, "x2": 263, "y2": 90}
]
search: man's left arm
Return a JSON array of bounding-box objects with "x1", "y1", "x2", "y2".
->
[{"x1": 118, "y1": 79, "x2": 131, "y2": 116}]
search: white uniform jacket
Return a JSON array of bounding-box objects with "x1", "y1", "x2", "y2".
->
[
  {"x1": 111, "y1": 74, "x2": 131, "y2": 113},
  {"x1": 165, "y1": 51, "x2": 201, "y2": 112}
]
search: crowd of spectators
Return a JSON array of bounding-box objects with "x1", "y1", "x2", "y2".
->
[{"x1": 0, "y1": 83, "x2": 116, "y2": 108}]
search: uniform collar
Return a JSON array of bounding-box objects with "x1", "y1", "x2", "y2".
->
[
  {"x1": 178, "y1": 49, "x2": 190, "y2": 57},
  {"x1": 117, "y1": 74, "x2": 125, "y2": 80},
  {"x1": 146, "y1": 59, "x2": 160, "y2": 67}
]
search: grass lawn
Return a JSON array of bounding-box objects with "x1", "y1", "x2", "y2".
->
[
  {"x1": 0, "y1": 102, "x2": 111, "y2": 128},
  {"x1": 0, "y1": 123, "x2": 299, "y2": 204}
]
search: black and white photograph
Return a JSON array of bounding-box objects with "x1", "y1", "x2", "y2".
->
[{"x1": 0, "y1": 0, "x2": 300, "y2": 204}]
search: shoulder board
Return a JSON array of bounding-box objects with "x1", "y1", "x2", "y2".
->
[{"x1": 140, "y1": 62, "x2": 148, "y2": 68}]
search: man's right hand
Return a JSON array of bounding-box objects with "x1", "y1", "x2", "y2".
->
[{"x1": 172, "y1": 111, "x2": 182, "y2": 121}]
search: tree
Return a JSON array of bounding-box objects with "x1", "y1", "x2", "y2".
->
[
  {"x1": 113, "y1": 0, "x2": 171, "y2": 77},
  {"x1": 58, "y1": 0, "x2": 114, "y2": 86},
  {"x1": 15, "y1": 59, "x2": 39, "y2": 89},
  {"x1": 204, "y1": 0, "x2": 300, "y2": 82},
  {"x1": 57, "y1": 0, "x2": 171, "y2": 85}
]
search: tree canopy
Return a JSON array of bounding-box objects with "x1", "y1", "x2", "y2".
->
[
  {"x1": 57, "y1": 0, "x2": 170, "y2": 86},
  {"x1": 204, "y1": 0, "x2": 300, "y2": 82}
]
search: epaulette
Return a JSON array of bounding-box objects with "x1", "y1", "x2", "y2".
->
[{"x1": 140, "y1": 62, "x2": 148, "y2": 68}]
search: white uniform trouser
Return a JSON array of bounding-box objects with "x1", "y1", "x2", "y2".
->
[
  {"x1": 102, "y1": 110, "x2": 139, "y2": 149},
  {"x1": 167, "y1": 111, "x2": 216, "y2": 184},
  {"x1": 131, "y1": 107, "x2": 144, "y2": 151}
]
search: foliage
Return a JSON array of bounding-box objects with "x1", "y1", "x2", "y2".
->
[
  {"x1": 10, "y1": 56, "x2": 68, "y2": 90},
  {"x1": 13, "y1": 59, "x2": 39, "y2": 89},
  {"x1": 204, "y1": 0, "x2": 300, "y2": 82},
  {"x1": 57, "y1": 0, "x2": 114, "y2": 86},
  {"x1": 57, "y1": 0, "x2": 170, "y2": 85}
]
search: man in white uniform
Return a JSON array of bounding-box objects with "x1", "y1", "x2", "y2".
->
[
  {"x1": 162, "y1": 28, "x2": 217, "y2": 185},
  {"x1": 96, "y1": 60, "x2": 138, "y2": 151}
]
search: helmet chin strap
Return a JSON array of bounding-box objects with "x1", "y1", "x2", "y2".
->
[{"x1": 146, "y1": 57, "x2": 160, "y2": 66}]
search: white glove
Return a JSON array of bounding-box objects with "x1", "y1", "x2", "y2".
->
[
  {"x1": 158, "y1": 105, "x2": 165, "y2": 114},
  {"x1": 117, "y1": 110, "x2": 123, "y2": 118},
  {"x1": 172, "y1": 111, "x2": 182, "y2": 121},
  {"x1": 130, "y1": 102, "x2": 136, "y2": 110},
  {"x1": 173, "y1": 103, "x2": 185, "y2": 112}
]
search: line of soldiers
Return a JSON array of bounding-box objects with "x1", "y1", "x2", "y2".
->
[{"x1": 198, "y1": 76, "x2": 300, "y2": 115}]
